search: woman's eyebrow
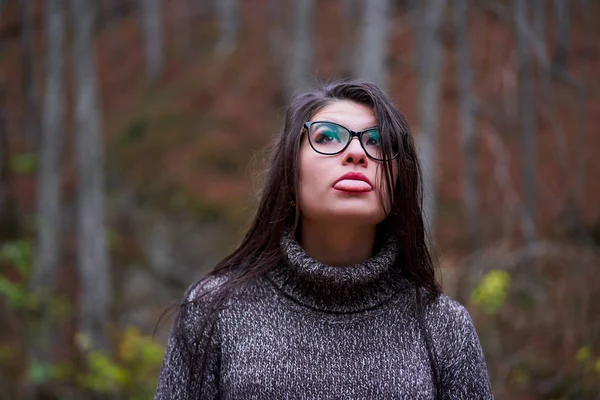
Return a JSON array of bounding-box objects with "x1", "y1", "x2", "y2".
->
[{"x1": 322, "y1": 120, "x2": 379, "y2": 131}]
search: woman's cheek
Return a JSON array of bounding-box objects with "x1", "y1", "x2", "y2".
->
[{"x1": 298, "y1": 182, "x2": 322, "y2": 220}]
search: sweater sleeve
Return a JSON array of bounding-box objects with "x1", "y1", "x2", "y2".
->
[
  {"x1": 428, "y1": 295, "x2": 494, "y2": 400},
  {"x1": 154, "y1": 276, "x2": 226, "y2": 400}
]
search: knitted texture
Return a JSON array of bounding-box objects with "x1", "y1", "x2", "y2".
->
[{"x1": 154, "y1": 233, "x2": 494, "y2": 399}]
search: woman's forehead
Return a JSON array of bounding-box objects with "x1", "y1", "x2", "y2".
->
[{"x1": 311, "y1": 100, "x2": 377, "y2": 130}]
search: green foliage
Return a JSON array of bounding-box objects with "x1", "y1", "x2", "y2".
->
[
  {"x1": 0, "y1": 345, "x2": 17, "y2": 365},
  {"x1": 107, "y1": 228, "x2": 122, "y2": 252},
  {"x1": 213, "y1": 155, "x2": 242, "y2": 175},
  {"x1": 0, "y1": 240, "x2": 35, "y2": 310},
  {"x1": 9, "y1": 153, "x2": 38, "y2": 174},
  {"x1": 0, "y1": 173, "x2": 161, "y2": 398},
  {"x1": 115, "y1": 325, "x2": 165, "y2": 399},
  {"x1": 0, "y1": 240, "x2": 72, "y2": 316},
  {"x1": 576, "y1": 346, "x2": 592, "y2": 363},
  {"x1": 576, "y1": 346, "x2": 600, "y2": 377},
  {"x1": 52, "y1": 327, "x2": 165, "y2": 399},
  {"x1": 27, "y1": 361, "x2": 55, "y2": 385},
  {"x1": 77, "y1": 350, "x2": 129, "y2": 394},
  {"x1": 0, "y1": 240, "x2": 33, "y2": 276},
  {"x1": 545, "y1": 346, "x2": 600, "y2": 398},
  {"x1": 471, "y1": 269, "x2": 511, "y2": 315},
  {"x1": 509, "y1": 367, "x2": 529, "y2": 386},
  {"x1": 121, "y1": 118, "x2": 148, "y2": 143},
  {"x1": 0, "y1": 277, "x2": 33, "y2": 309}
]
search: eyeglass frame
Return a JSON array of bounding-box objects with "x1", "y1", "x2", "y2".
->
[{"x1": 302, "y1": 121, "x2": 399, "y2": 161}]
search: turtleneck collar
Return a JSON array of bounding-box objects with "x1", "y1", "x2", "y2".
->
[{"x1": 265, "y1": 229, "x2": 412, "y2": 313}]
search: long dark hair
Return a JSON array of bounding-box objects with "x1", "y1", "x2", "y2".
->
[{"x1": 171, "y1": 79, "x2": 443, "y2": 397}]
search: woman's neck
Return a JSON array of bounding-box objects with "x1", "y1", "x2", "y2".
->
[{"x1": 298, "y1": 218, "x2": 377, "y2": 267}]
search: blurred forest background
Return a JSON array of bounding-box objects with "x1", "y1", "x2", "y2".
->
[{"x1": 0, "y1": 0, "x2": 598, "y2": 399}]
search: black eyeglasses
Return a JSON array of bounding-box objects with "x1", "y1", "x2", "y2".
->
[{"x1": 303, "y1": 121, "x2": 399, "y2": 161}]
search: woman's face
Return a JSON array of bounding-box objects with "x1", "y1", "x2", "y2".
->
[{"x1": 297, "y1": 100, "x2": 397, "y2": 225}]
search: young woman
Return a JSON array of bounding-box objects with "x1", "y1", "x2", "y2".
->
[{"x1": 154, "y1": 80, "x2": 493, "y2": 399}]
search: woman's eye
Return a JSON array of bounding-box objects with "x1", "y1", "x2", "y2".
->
[
  {"x1": 314, "y1": 130, "x2": 340, "y2": 143},
  {"x1": 365, "y1": 131, "x2": 381, "y2": 146}
]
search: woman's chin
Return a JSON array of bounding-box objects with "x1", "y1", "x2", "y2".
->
[
  {"x1": 300, "y1": 197, "x2": 385, "y2": 224},
  {"x1": 321, "y1": 207, "x2": 384, "y2": 225}
]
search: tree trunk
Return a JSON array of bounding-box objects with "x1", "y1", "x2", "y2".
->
[
  {"x1": 0, "y1": 94, "x2": 21, "y2": 241},
  {"x1": 533, "y1": 0, "x2": 549, "y2": 87},
  {"x1": 195, "y1": 0, "x2": 214, "y2": 19},
  {"x1": 415, "y1": 0, "x2": 446, "y2": 237},
  {"x1": 29, "y1": 0, "x2": 65, "y2": 369},
  {"x1": 102, "y1": 0, "x2": 126, "y2": 63},
  {"x1": 174, "y1": 0, "x2": 193, "y2": 56},
  {"x1": 19, "y1": 0, "x2": 40, "y2": 150},
  {"x1": 515, "y1": 0, "x2": 537, "y2": 243},
  {"x1": 339, "y1": 0, "x2": 358, "y2": 75},
  {"x1": 454, "y1": 0, "x2": 479, "y2": 250},
  {"x1": 353, "y1": 0, "x2": 391, "y2": 89},
  {"x1": 575, "y1": 0, "x2": 590, "y2": 214},
  {"x1": 533, "y1": 0, "x2": 545, "y2": 41},
  {"x1": 140, "y1": 0, "x2": 164, "y2": 82},
  {"x1": 286, "y1": 0, "x2": 315, "y2": 99},
  {"x1": 552, "y1": 0, "x2": 569, "y2": 72},
  {"x1": 71, "y1": 0, "x2": 111, "y2": 351},
  {"x1": 215, "y1": 0, "x2": 238, "y2": 55},
  {"x1": 268, "y1": 0, "x2": 284, "y2": 66}
]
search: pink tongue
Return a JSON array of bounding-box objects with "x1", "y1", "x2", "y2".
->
[{"x1": 333, "y1": 179, "x2": 372, "y2": 191}]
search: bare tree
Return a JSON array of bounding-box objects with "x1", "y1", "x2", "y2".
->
[
  {"x1": 533, "y1": 0, "x2": 549, "y2": 87},
  {"x1": 215, "y1": 0, "x2": 238, "y2": 55},
  {"x1": 353, "y1": 0, "x2": 391, "y2": 88},
  {"x1": 533, "y1": 0, "x2": 545, "y2": 41},
  {"x1": 339, "y1": 0, "x2": 358, "y2": 75},
  {"x1": 415, "y1": 0, "x2": 446, "y2": 237},
  {"x1": 195, "y1": 0, "x2": 214, "y2": 19},
  {"x1": 102, "y1": 0, "x2": 127, "y2": 63},
  {"x1": 140, "y1": 0, "x2": 164, "y2": 82},
  {"x1": 268, "y1": 0, "x2": 284, "y2": 66},
  {"x1": 454, "y1": 0, "x2": 479, "y2": 250},
  {"x1": 19, "y1": 0, "x2": 40, "y2": 149},
  {"x1": 71, "y1": 0, "x2": 111, "y2": 351},
  {"x1": 29, "y1": 0, "x2": 65, "y2": 367},
  {"x1": 174, "y1": 0, "x2": 193, "y2": 56},
  {"x1": 575, "y1": 0, "x2": 590, "y2": 212},
  {"x1": 0, "y1": 88, "x2": 20, "y2": 242},
  {"x1": 286, "y1": 0, "x2": 315, "y2": 99},
  {"x1": 552, "y1": 0, "x2": 570, "y2": 72},
  {"x1": 514, "y1": 0, "x2": 537, "y2": 243},
  {"x1": 0, "y1": 106, "x2": 9, "y2": 235}
]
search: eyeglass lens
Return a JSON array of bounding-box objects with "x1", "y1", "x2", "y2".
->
[{"x1": 308, "y1": 122, "x2": 387, "y2": 160}]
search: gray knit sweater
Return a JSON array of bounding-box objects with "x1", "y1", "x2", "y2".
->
[{"x1": 154, "y1": 233, "x2": 493, "y2": 399}]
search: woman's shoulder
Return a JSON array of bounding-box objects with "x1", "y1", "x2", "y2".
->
[
  {"x1": 170, "y1": 272, "x2": 235, "y2": 342},
  {"x1": 421, "y1": 292, "x2": 493, "y2": 394},
  {"x1": 425, "y1": 293, "x2": 472, "y2": 321},
  {"x1": 176, "y1": 272, "x2": 234, "y2": 324},
  {"x1": 420, "y1": 291, "x2": 486, "y2": 356},
  {"x1": 420, "y1": 292, "x2": 479, "y2": 339},
  {"x1": 183, "y1": 272, "x2": 232, "y2": 303}
]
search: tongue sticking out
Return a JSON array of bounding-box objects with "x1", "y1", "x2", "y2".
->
[{"x1": 333, "y1": 179, "x2": 372, "y2": 192}]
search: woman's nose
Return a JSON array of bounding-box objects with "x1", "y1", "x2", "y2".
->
[{"x1": 343, "y1": 137, "x2": 368, "y2": 165}]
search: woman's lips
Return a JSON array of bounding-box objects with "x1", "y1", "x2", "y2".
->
[{"x1": 333, "y1": 179, "x2": 373, "y2": 192}]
